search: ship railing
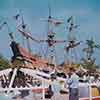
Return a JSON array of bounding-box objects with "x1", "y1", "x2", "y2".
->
[
  {"x1": 0, "y1": 79, "x2": 46, "y2": 100},
  {"x1": 79, "y1": 82, "x2": 100, "y2": 100}
]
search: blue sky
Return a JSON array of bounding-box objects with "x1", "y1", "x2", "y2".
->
[{"x1": 0, "y1": 0, "x2": 100, "y2": 64}]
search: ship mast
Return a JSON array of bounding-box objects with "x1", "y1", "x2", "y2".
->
[
  {"x1": 82, "y1": 38, "x2": 100, "y2": 69},
  {"x1": 14, "y1": 12, "x2": 33, "y2": 53},
  {"x1": 39, "y1": 2, "x2": 65, "y2": 66},
  {"x1": 64, "y1": 16, "x2": 81, "y2": 66}
]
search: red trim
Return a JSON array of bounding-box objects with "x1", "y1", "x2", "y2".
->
[
  {"x1": 32, "y1": 88, "x2": 48, "y2": 93},
  {"x1": 18, "y1": 46, "x2": 48, "y2": 66}
]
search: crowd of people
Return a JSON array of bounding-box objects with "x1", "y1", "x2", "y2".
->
[
  {"x1": 0, "y1": 67, "x2": 100, "y2": 100},
  {"x1": 66, "y1": 67, "x2": 100, "y2": 100}
]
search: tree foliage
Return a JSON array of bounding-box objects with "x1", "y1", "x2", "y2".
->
[{"x1": 0, "y1": 54, "x2": 10, "y2": 70}]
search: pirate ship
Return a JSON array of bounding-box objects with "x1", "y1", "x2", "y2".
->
[{"x1": 0, "y1": 4, "x2": 100, "y2": 100}]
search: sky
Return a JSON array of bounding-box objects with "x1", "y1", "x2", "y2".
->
[{"x1": 0, "y1": 0, "x2": 100, "y2": 64}]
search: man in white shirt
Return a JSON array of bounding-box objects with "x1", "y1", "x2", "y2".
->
[{"x1": 67, "y1": 67, "x2": 79, "y2": 100}]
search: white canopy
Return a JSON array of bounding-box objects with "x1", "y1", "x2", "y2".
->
[
  {"x1": 20, "y1": 68, "x2": 66, "y2": 82},
  {"x1": 20, "y1": 68, "x2": 50, "y2": 81},
  {"x1": 0, "y1": 68, "x2": 12, "y2": 76}
]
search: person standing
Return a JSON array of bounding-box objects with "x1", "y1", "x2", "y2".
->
[{"x1": 67, "y1": 67, "x2": 79, "y2": 100}]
